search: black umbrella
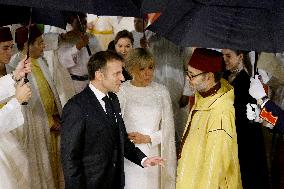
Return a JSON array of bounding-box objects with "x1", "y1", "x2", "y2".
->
[
  {"x1": 0, "y1": 0, "x2": 141, "y2": 17},
  {"x1": 0, "y1": 0, "x2": 144, "y2": 55},
  {"x1": 0, "y1": 4, "x2": 95, "y2": 59},
  {"x1": 0, "y1": 4, "x2": 67, "y2": 28},
  {"x1": 0, "y1": 0, "x2": 147, "y2": 55},
  {"x1": 194, "y1": 0, "x2": 284, "y2": 9},
  {"x1": 147, "y1": 0, "x2": 284, "y2": 53},
  {"x1": 132, "y1": 0, "x2": 170, "y2": 14}
]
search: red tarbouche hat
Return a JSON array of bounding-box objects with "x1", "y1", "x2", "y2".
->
[
  {"x1": 0, "y1": 27, "x2": 13, "y2": 42},
  {"x1": 188, "y1": 48, "x2": 223, "y2": 73},
  {"x1": 15, "y1": 24, "x2": 42, "y2": 46}
]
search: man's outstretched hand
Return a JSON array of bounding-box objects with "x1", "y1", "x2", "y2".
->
[{"x1": 143, "y1": 156, "x2": 165, "y2": 167}]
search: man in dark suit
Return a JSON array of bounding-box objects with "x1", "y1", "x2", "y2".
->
[{"x1": 61, "y1": 51, "x2": 164, "y2": 189}]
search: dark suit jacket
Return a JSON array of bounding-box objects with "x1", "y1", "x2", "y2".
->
[{"x1": 61, "y1": 86, "x2": 146, "y2": 189}]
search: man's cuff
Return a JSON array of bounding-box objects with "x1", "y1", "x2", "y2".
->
[
  {"x1": 261, "y1": 99, "x2": 269, "y2": 108},
  {"x1": 141, "y1": 157, "x2": 148, "y2": 167},
  {"x1": 257, "y1": 96, "x2": 269, "y2": 108}
]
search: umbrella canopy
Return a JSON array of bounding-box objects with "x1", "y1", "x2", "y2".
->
[
  {"x1": 0, "y1": 4, "x2": 67, "y2": 28},
  {"x1": 132, "y1": 0, "x2": 170, "y2": 14},
  {"x1": 194, "y1": 0, "x2": 284, "y2": 9},
  {"x1": 0, "y1": 0, "x2": 141, "y2": 17},
  {"x1": 147, "y1": 0, "x2": 284, "y2": 52}
]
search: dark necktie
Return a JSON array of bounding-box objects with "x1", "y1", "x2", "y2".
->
[
  {"x1": 102, "y1": 95, "x2": 115, "y2": 121},
  {"x1": 102, "y1": 95, "x2": 119, "y2": 157}
]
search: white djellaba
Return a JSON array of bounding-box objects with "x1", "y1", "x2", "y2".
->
[
  {"x1": 9, "y1": 53, "x2": 62, "y2": 189},
  {"x1": 0, "y1": 74, "x2": 30, "y2": 189}
]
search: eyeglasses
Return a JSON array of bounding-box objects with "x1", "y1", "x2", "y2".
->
[{"x1": 185, "y1": 71, "x2": 207, "y2": 79}]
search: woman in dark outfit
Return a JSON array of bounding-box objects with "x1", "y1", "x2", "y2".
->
[
  {"x1": 222, "y1": 49, "x2": 269, "y2": 189},
  {"x1": 113, "y1": 30, "x2": 134, "y2": 81}
]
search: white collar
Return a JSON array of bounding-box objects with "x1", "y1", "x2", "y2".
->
[{"x1": 89, "y1": 82, "x2": 107, "y2": 100}]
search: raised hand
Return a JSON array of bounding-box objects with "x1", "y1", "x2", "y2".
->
[
  {"x1": 15, "y1": 79, "x2": 32, "y2": 104},
  {"x1": 249, "y1": 75, "x2": 266, "y2": 100},
  {"x1": 246, "y1": 103, "x2": 262, "y2": 123},
  {"x1": 13, "y1": 57, "x2": 31, "y2": 81},
  {"x1": 76, "y1": 33, "x2": 89, "y2": 50}
]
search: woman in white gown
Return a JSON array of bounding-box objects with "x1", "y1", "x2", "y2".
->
[{"x1": 117, "y1": 48, "x2": 176, "y2": 189}]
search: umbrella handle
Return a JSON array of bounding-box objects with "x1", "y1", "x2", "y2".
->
[
  {"x1": 22, "y1": 8, "x2": 33, "y2": 105},
  {"x1": 21, "y1": 72, "x2": 30, "y2": 105},
  {"x1": 21, "y1": 57, "x2": 30, "y2": 105}
]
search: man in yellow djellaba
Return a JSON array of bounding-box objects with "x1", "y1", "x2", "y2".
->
[{"x1": 176, "y1": 48, "x2": 242, "y2": 189}]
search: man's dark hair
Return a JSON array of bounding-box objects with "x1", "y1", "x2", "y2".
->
[
  {"x1": 17, "y1": 37, "x2": 36, "y2": 51},
  {"x1": 15, "y1": 24, "x2": 43, "y2": 51},
  {"x1": 107, "y1": 40, "x2": 115, "y2": 52},
  {"x1": 114, "y1": 30, "x2": 134, "y2": 45},
  {"x1": 88, "y1": 51, "x2": 124, "y2": 80}
]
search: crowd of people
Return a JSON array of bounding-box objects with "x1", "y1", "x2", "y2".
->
[{"x1": 0, "y1": 12, "x2": 284, "y2": 189}]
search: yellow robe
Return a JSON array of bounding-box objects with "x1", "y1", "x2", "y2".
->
[
  {"x1": 176, "y1": 79, "x2": 242, "y2": 189},
  {"x1": 31, "y1": 59, "x2": 61, "y2": 189},
  {"x1": 0, "y1": 103, "x2": 5, "y2": 108}
]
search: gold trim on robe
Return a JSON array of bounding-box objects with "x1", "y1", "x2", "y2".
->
[{"x1": 31, "y1": 58, "x2": 61, "y2": 189}]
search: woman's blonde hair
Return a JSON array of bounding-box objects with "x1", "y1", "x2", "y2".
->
[{"x1": 125, "y1": 48, "x2": 155, "y2": 76}]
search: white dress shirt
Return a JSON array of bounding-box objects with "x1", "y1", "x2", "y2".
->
[{"x1": 89, "y1": 83, "x2": 106, "y2": 112}]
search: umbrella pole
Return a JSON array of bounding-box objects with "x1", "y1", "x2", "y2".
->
[
  {"x1": 254, "y1": 52, "x2": 259, "y2": 77},
  {"x1": 76, "y1": 15, "x2": 92, "y2": 56},
  {"x1": 22, "y1": 7, "x2": 33, "y2": 105},
  {"x1": 141, "y1": 14, "x2": 147, "y2": 48},
  {"x1": 142, "y1": 17, "x2": 145, "y2": 38}
]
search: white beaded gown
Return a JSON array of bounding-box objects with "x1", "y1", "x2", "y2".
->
[{"x1": 117, "y1": 81, "x2": 176, "y2": 189}]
